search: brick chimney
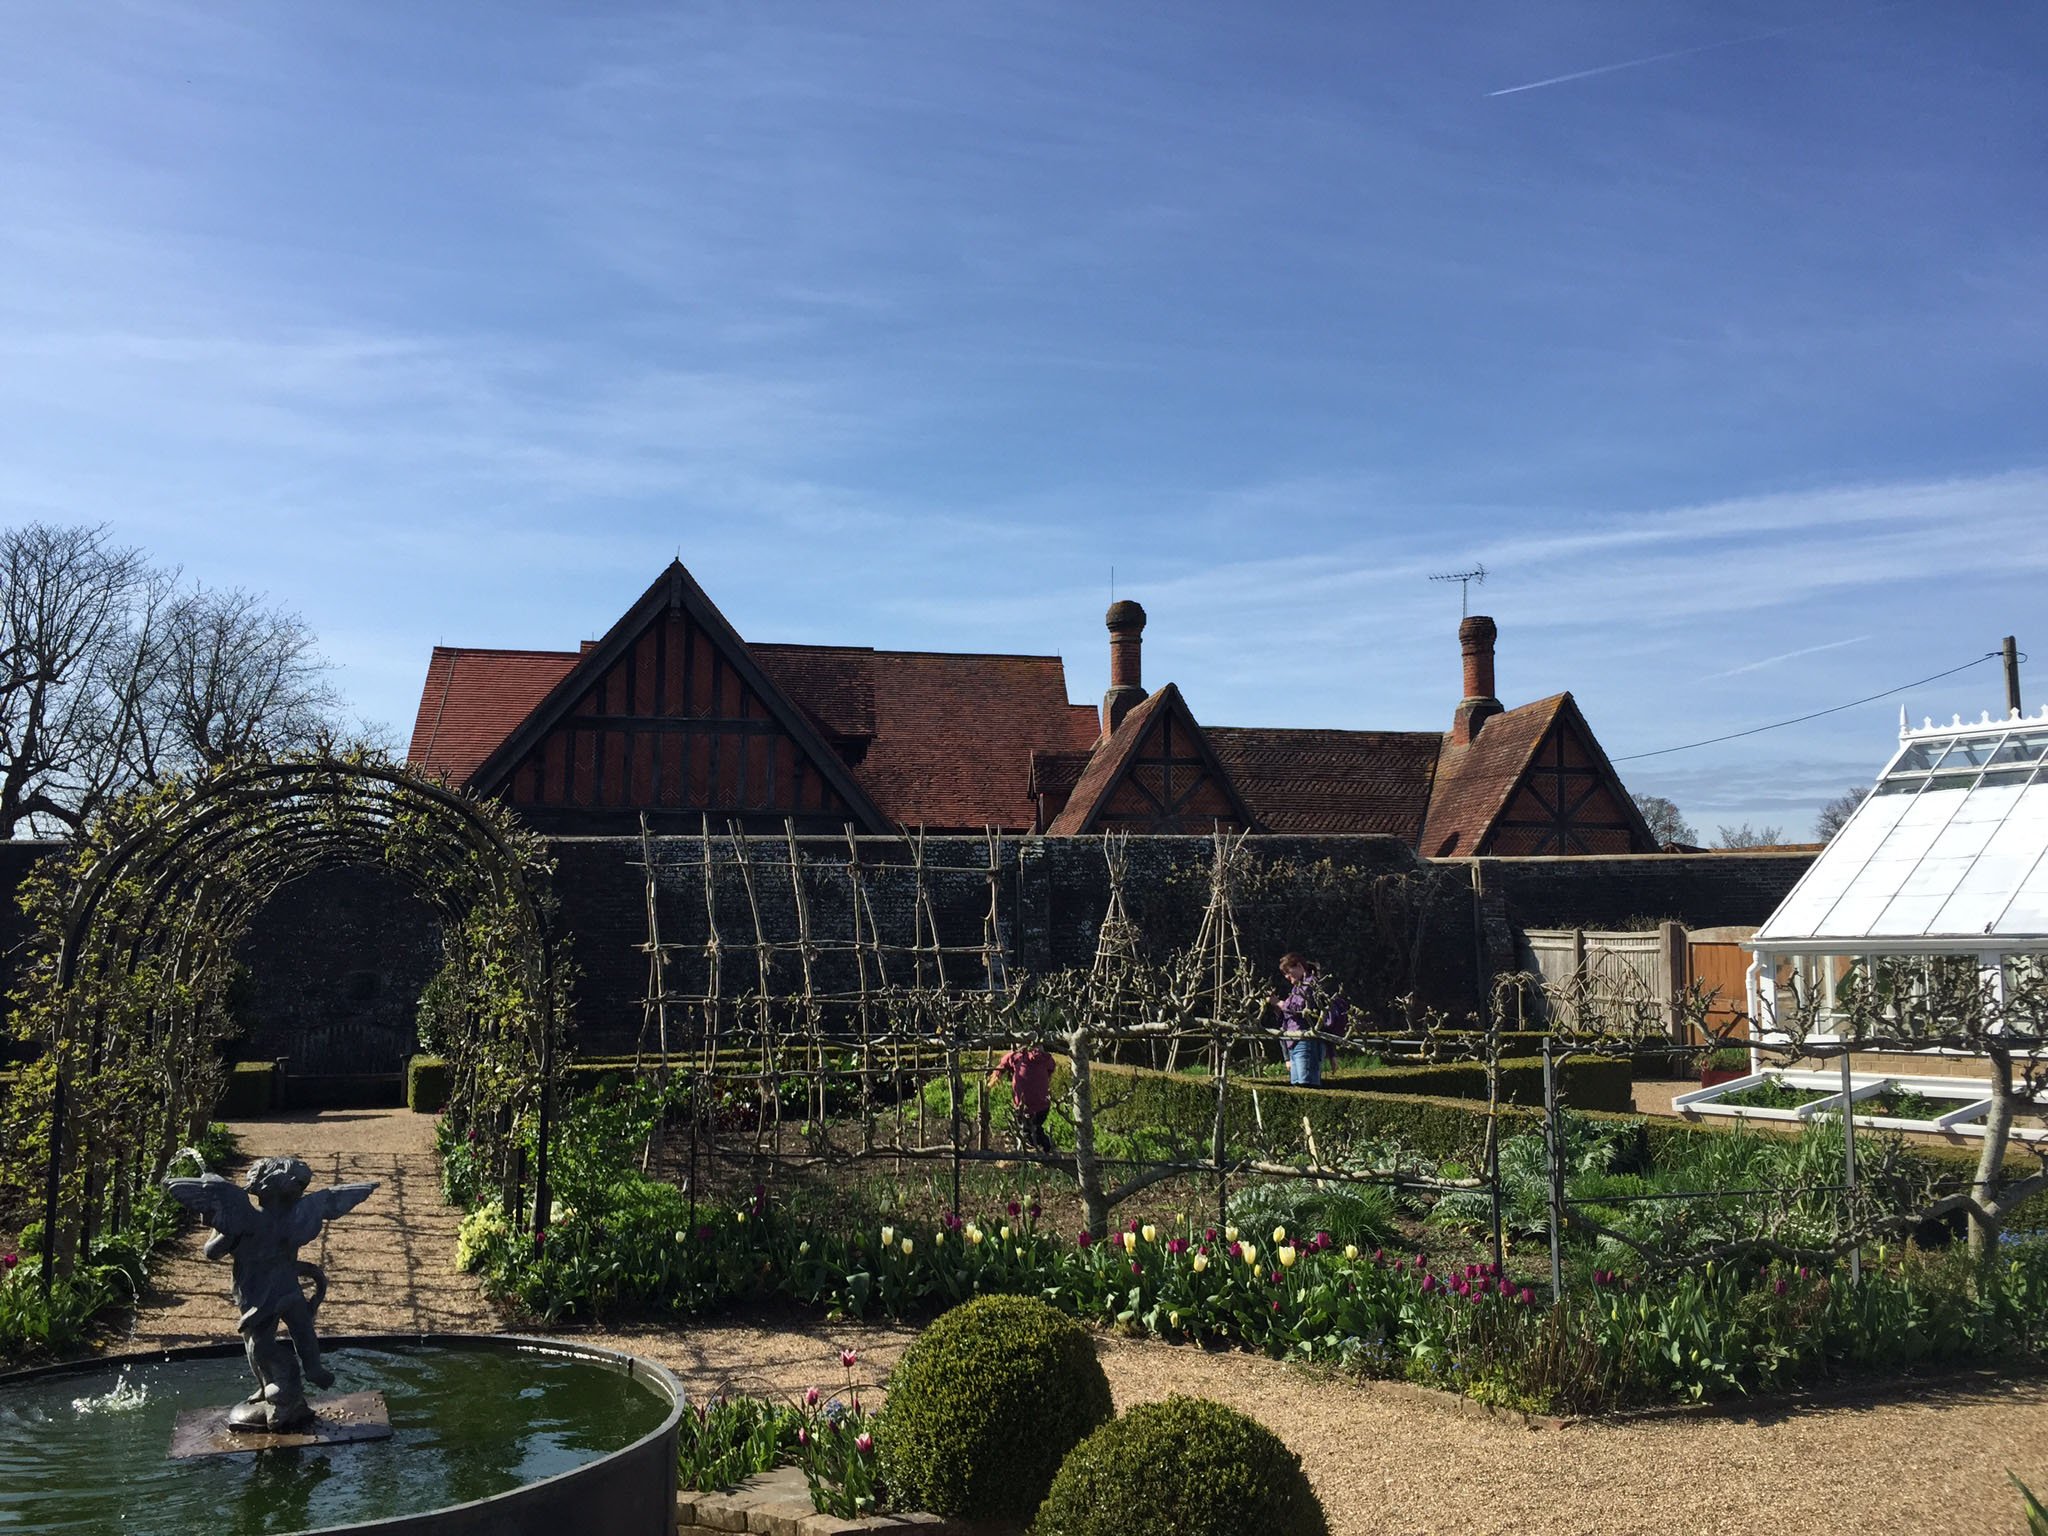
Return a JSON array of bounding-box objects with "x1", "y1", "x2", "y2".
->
[
  {"x1": 1101, "y1": 599, "x2": 1147, "y2": 738},
  {"x1": 1451, "y1": 614, "x2": 1502, "y2": 746}
]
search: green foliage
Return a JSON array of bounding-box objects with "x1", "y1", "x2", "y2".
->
[
  {"x1": 1033, "y1": 1395, "x2": 1328, "y2": 1536},
  {"x1": 678, "y1": 1396, "x2": 806, "y2": 1492},
  {"x1": 1705, "y1": 1046, "x2": 1752, "y2": 1073},
  {"x1": 1224, "y1": 1179, "x2": 1399, "y2": 1251},
  {"x1": 407, "y1": 1055, "x2": 451, "y2": 1113},
  {"x1": 673, "y1": 1391, "x2": 883, "y2": 1518},
  {"x1": 878, "y1": 1296, "x2": 1113, "y2": 1521},
  {"x1": 2012, "y1": 1473, "x2": 2048, "y2": 1536},
  {"x1": 0, "y1": 1261, "x2": 121, "y2": 1361},
  {"x1": 1716, "y1": 1078, "x2": 1831, "y2": 1111}
]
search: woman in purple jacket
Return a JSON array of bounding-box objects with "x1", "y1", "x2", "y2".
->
[{"x1": 1273, "y1": 953, "x2": 1345, "y2": 1087}]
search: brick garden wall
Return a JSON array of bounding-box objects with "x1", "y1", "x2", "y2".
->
[
  {"x1": 1462, "y1": 852, "x2": 1814, "y2": 932},
  {"x1": 0, "y1": 838, "x2": 1817, "y2": 1063}
]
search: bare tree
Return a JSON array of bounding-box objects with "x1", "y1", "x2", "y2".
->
[
  {"x1": 1631, "y1": 793, "x2": 1696, "y2": 848},
  {"x1": 149, "y1": 585, "x2": 339, "y2": 768},
  {"x1": 0, "y1": 522, "x2": 345, "y2": 837},
  {"x1": 0, "y1": 524, "x2": 147, "y2": 837},
  {"x1": 1713, "y1": 822, "x2": 1786, "y2": 849},
  {"x1": 1814, "y1": 785, "x2": 1870, "y2": 841}
]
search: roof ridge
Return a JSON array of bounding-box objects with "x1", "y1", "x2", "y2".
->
[{"x1": 431, "y1": 645, "x2": 581, "y2": 661}]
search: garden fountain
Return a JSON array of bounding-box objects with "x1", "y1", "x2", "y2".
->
[{"x1": 0, "y1": 1156, "x2": 684, "y2": 1535}]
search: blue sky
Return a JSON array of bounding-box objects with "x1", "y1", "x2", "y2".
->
[{"x1": 3, "y1": 1, "x2": 2043, "y2": 838}]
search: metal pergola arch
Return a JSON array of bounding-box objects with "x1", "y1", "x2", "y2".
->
[{"x1": 37, "y1": 756, "x2": 564, "y2": 1292}]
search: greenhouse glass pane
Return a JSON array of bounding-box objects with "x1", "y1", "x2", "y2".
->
[
  {"x1": 1877, "y1": 893, "x2": 1948, "y2": 935},
  {"x1": 1934, "y1": 891, "x2": 2008, "y2": 934}
]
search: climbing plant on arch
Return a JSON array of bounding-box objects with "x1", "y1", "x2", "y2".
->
[{"x1": 1, "y1": 753, "x2": 571, "y2": 1291}]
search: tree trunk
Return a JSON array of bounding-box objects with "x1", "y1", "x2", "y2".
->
[
  {"x1": 1065, "y1": 1023, "x2": 1108, "y2": 1240},
  {"x1": 1969, "y1": 1043, "x2": 2015, "y2": 1264}
]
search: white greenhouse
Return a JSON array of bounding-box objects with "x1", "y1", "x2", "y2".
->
[{"x1": 1675, "y1": 704, "x2": 2048, "y2": 1138}]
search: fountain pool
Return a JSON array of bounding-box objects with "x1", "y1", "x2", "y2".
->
[{"x1": 0, "y1": 1335, "x2": 682, "y2": 1534}]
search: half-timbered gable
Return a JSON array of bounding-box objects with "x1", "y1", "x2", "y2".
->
[
  {"x1": 461, "y1": 564, "x2": 887, "y2": 834},
  {"x1": 1421, "y1": 694, "x2": 1654, "y2": 857},
  {"x1": 1046, "y1": 685, "x2": 1254, "y2": 835}
]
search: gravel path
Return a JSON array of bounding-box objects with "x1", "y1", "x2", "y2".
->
[{"x1": 127, "y1": 1110, "x2": 2048, "y2": 1533}]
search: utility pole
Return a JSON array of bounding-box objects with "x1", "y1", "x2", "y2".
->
[{"x1": 2004, "y1": 636, "x2": 2022, "y2": 717}]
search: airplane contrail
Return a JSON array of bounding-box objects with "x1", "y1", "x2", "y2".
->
[{"x1": 1488, "y1": 3, "x2": 1910, "y2": 98}]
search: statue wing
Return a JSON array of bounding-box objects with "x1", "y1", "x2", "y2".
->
[
  {"x1": 286, "y1": 1181, "x2": 379, "y2": 1246},
  {"x1": 165, "y1": 1172, "x2": 257, "y2": 1236}
]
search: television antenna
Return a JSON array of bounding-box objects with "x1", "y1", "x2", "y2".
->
[{"x1": 1428, "y1": 563, "x2": 1487, "y2": 617}]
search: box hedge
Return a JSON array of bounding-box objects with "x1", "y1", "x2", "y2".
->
[
  {"x1": 1034, "y1": 1395, "x2": 1328, "y2": 1536},
  {"x1": 407, "y1": 1055, "x2": 451, "y2": 1113},
  {"x1": 878, "y1": 1295, "x2": 1113, "y2": 1521},
  {"x1": 216, "y1": 1060, "x2": 276, "y2": 1117}
]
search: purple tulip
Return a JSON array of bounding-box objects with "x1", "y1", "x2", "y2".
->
[
  {"x1": 1078, "y1": 1230, "x2": 1093, "y2": 1248},
  {"x1": 1774, "y1": 1278, "x2": 1788, "y2": 1296},
  {"x1": 1421, "y1": 1273, "x2": 1438, "y2": 1294},
  {"x1": 1517, "y1": 1287, "x2": 1535, "y2": 1305}
]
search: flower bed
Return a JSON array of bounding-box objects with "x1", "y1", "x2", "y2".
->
[{"x1": 458, "y1": 1183, "x2": 2048, "y2": 1415}]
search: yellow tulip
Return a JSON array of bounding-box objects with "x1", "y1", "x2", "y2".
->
[
  {"x1": 1192, "y1": 1252, "x2": 1209, "y2": 1273},
  {"x1": 1122, "y1": 1231, "x2": 1138, "y2": 1252},
  {"x1": 1272, "y1": 1225, "x2": 1287, "y2": 1244},
  {"x1": 901, "y1": 1238, "x2": 914, "y2": 1256},
  {"x1": 881, "y1": 1225, "x2": 895, "y2": 1246},
  {"x1": 1141, "y1": 1224, "x2": 1158, "y2": 1243},
  {"x1": 1242, "y1": 1245, "x2": 1259, "y2": 1268},
  {"x1": 999, "y1": 1226, "x2": 1011, "y2": 1241},
  {"x1": 1343, "y1": 1244, "x2": 1358, "y2": 1261},
  {"x1": 1169, "y1": 1311, "x2": 1181, "y2": 1328},
  {"x1": 1224, "y1": 1225, "x2": 1238, "y2": 1243},
  {"x1": 934, "y1": 1231, "x2": 945, "y2": 1247},
  {"x1": 1278, "y1": 1245, "x2": 1298, "y2": 1268}
]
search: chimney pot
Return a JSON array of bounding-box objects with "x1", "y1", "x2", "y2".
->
[
  {"x1": 1452, "y1": 614, "x2": 1502, "y2": 745},
  {"x1": 1102, "y1": 600, "x2": 1147, "y2": 737}
]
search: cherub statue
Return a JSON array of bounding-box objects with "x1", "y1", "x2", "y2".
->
[{"x1": 166, "y1": 1155, "x2": 377, "y2": 1431}]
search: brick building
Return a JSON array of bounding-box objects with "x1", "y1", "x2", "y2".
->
[{"x1": 407, "y1": 561, "x2": 1654, "y2": 854}]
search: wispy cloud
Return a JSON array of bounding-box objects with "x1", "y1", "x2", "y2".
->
[
  {"x1": 1698, "y1": 634, "x2": 1874, "y2": 682},
  {"x1": 1487, "y1": 2, "x2": 1913, "y2": 98}
]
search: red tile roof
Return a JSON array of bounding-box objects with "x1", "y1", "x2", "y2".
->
[
  {"x1": 406, "y1": 571, "x2": 1635, "y2": 849},
  {"x1": 1419, "y1": 694, "x2": 1568, "y2": 856},
  {"x1": 408, "y1": 647, "x2": 577, "y2": 786},
  {"x1": 842, "y1": 649, "x2": 1098, "y2": 829},
  {"x1": 1205, "y1": 727, "x2": 1442, "y2": 838},
  {"x1": 409, "y1": 637, "x2": 1096, "y2": 832},
  {"x1": 752, "y1": 644, "x2": 877, "y2": 741}
]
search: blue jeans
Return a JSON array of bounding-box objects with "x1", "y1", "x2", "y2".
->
[{"x1": 1286, "y1": 1037, "x2": 1323, "y2": 1086}]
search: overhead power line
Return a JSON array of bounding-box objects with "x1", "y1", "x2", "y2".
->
[{"x1": 1612, "y1": 653, "x2": 2005, "y2": 763}]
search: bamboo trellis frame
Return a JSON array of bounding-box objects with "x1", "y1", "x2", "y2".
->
[{"x1": 625, "y1": 822, "x2": 1446, "y2": 1223}]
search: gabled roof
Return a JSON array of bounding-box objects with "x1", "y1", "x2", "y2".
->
[
  {"x1": 463, "y1": 562, "x2": 890, "y2": 831},
  {"x1": 1206, "y1": 727, "x2": 1441, "y2": 838},
  {"x1": 1046, "y1": 684, "x2": 1256, "y2": 835},
  {"x1": 1418, "y1": 694, "x2": 1566, "y2": 856},
  {"x1": 1419, "y1": 692, "x2": 1652, "y2": 856},
  {"x1": 409, "y1": 647, "x2": 577, "y2": 786},
  {"x1": 405, "y1": 587, "x2": 1097, "y2": 830}
]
